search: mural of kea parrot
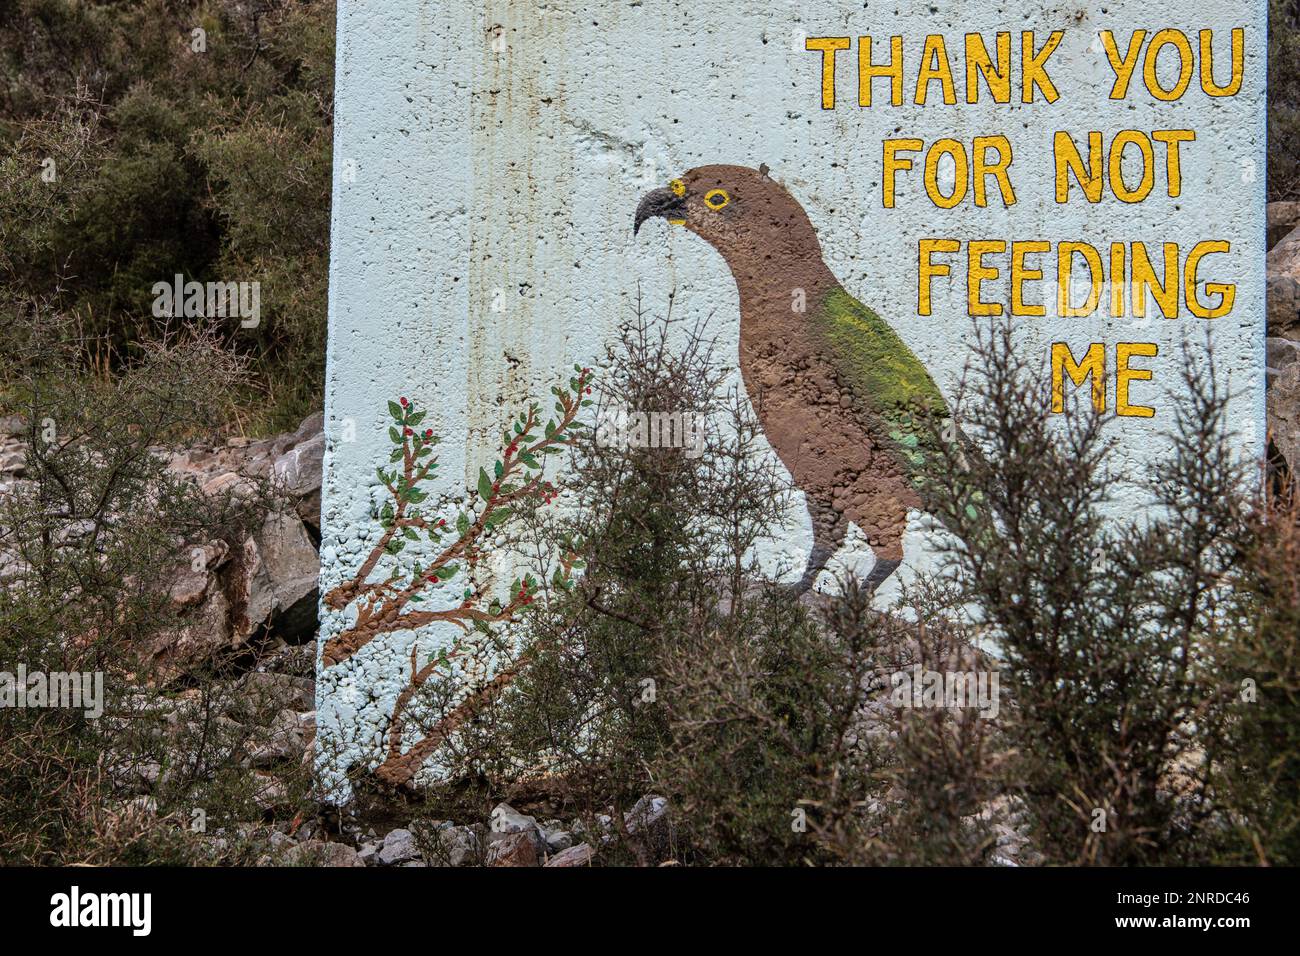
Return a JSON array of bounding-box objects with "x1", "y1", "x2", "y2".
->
[{"x1": 635, "y1": 164, "x2": 963, "y2": 594}]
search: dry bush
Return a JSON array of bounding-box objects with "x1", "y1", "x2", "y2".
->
[{"x1": 0, "y1": 325, "x2": 315, "y2": 864}]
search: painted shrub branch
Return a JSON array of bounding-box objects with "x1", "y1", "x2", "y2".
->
[
  {"x1": 322, "y1": 366, "x2": 592, "y2": 785},
  {"x1": 322, "y1": 367, "x2": 592, "y2": 667}
]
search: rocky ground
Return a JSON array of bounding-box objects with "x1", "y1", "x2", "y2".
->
[
  {"x1": 4, "y1": 211, "x2": 1299, "y2": 865},
  {"x1": 1267, "y1": 201, "x2": 1300, "y2": 474},
  {"x1": 0, "y1": 392, "x2": 664, "y2": 866}
]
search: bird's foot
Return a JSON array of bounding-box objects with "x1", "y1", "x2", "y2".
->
[
  {"x1": 780, "y1": 557, "x2": 901, "y2": 601},
  {"x1": 862, "y1": 558, "x2": 901, "y2": 593}
]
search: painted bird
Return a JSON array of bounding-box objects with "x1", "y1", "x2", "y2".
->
[{"x1": 635, "y1": 164, "x2": 958, "y2": 593}]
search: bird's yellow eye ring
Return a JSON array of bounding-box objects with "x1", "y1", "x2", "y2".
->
[
  {"x1": 669, "y1": 179, "x2": 686, "y2": 197},
  {"x1": 704, "y1": 188, "x2": 729, "y2": 210}
]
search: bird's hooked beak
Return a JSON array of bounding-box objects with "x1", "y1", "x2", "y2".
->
[{"x1": 634, "y1": 186, "x2": 687, "y2": 235}]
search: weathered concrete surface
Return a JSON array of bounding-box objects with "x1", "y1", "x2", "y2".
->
[{"x1": 319, "y1": 1, "x2": 1267, "y2": 793}]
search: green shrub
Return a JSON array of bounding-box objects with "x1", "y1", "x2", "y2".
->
[{"x1": 0, "y1": 0, "x2": 335, "y2": 431}]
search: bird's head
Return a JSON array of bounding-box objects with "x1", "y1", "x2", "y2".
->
[{"x1": 634, "y1": 164, "x2": 823, "y2": 273}]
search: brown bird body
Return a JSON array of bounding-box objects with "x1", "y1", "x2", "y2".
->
[{"x1": 636, "y1": 165, "x2": 946, "y2": 591}]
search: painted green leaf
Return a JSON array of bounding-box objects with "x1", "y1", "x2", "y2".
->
[{"x1": 477, "y1": 468, "x2": 493, "y2": 500}]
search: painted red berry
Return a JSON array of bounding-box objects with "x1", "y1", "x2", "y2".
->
[
  {"x1": 404, "y1": 427, "x2": 413, "y2": 436},
  {"x1": 400, "y1": 397, "x2": 409, "y2": 406}
]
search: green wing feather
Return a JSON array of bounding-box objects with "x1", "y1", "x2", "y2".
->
[
  {"x1": 812, "y1": 286, "x2": 986, "y2": 521},
  {"x1": 812, "y1": 286, "x2": 950, "y2": 481}
]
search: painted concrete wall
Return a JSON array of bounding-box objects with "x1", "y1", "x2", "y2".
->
[{"x1": 318, "y1": 0, "x2": 1266, "y2": 794}]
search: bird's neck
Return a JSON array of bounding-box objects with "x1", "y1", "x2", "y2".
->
[{"x1": 718, "y1": 245, "x2": 840, "y2": 338}]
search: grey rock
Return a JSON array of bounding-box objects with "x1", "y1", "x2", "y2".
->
[
  {"x1": 149, "y1": 587, "x2": 234, "y2": 683},
  {"x1": 489, "y1": 802, "x2": 538, "y2": 835},
  {"x1": 489, "y1": 802, "x2": 547, "y2": 852},
  {"x1": 146, "y1": 519, "x2": 318, "y2": 682},
  {"x1": 289, "y1": 411, "x2": 325, "y2": 448},
  {"x1": 201, "y1": 471, "x2": 256, "y2": 497},
  {"x1": 1269, "y1": 200, "x2": 1300, "y2": 251},
  {"x1": 433, "y1": 825, "x2": 481, "y2": 867},
  {"x1": 544, "y1": 829, "x2": 574, "y2": 853},
  {"x1": 240, "y1": 512, "x2": 319, "y2": 642},
  {"x1": 270, "y1": 414, "x2": 324, "y2": 529},
  {"x1": 544, "y1": 843, "x2": 595, "y2": 867},
  {"x1": 237, "y1": 672, "x2": 315, "y2": 716},
  {"x1": 167, "y1": 541, "x2": 229, "y2": 611},
  {"x1": 274, "y1": 432, "x2": 324, "y2": 496},
  {"x1": 281, "y1": 841, "x2": 365, "y2": 867},
  {"x1": 378, "y1": 827, "x2": 419, "y2": 865},
  {"x1": 245, "y1": 708, "x2": 306, "y2": 768},
  {"x1": 1270, "y1": 335, "x2": 1300, "y2": 482},
  {"x1": 1268, "y1": 224, "x2": 1300, "y2": 339}
]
